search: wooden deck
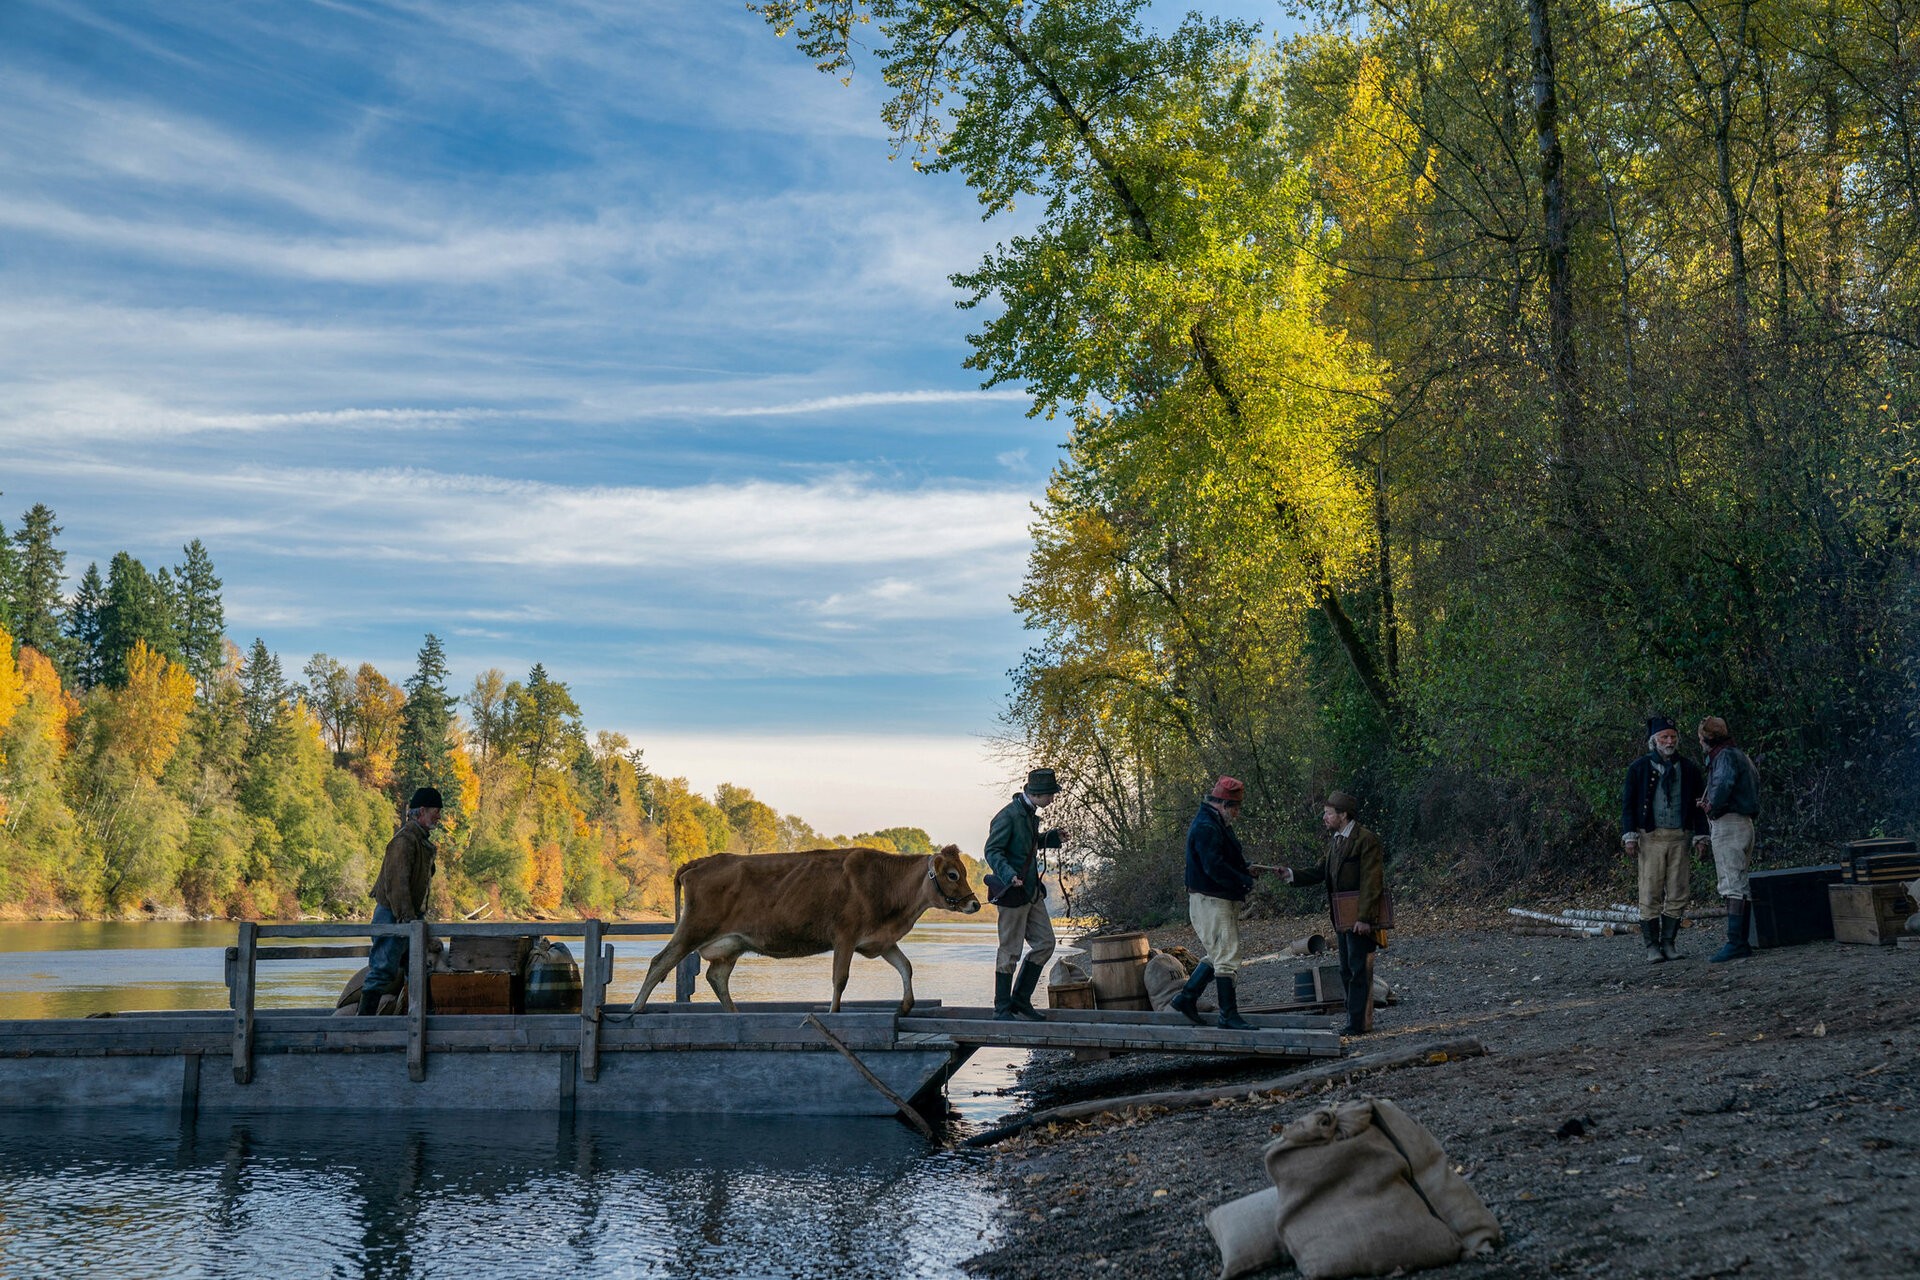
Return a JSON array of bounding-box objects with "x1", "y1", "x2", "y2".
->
[{"x1": 0, "y1": 920, "x2": 1346, "y2": 1121}]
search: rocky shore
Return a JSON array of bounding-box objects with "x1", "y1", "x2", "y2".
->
[{"x1": 963, "y1": 910, "x2": 1920, "y2": 1279}]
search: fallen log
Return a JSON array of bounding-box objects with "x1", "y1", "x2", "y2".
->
[
  {"x1": 1511, "y1": 926, "x2": 1603, "y2": 939},
  {"x1": 961, "y1": 1036, "x2": 1487, "y2": 1149}
]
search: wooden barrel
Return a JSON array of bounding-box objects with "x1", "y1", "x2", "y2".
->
[
  {"x1": 1085, "y1": 931, "x2": 1151, "y2": 1011},
  {"x1": 1048, "y1": 980, "x2": 1097, "y2": 1010}
]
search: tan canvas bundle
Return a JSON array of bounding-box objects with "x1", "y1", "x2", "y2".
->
[{"x1": 1205, "y1": 1097, "x2": 1500, "y2": 1280}]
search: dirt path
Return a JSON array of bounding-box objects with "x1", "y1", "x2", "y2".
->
[{"x1": 962, "y1": 911, "x2": 1920, "y2": 1279}]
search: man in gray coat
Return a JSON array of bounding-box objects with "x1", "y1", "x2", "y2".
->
[{"x1": 1698, "y1": 717, "x2": 1760, "y2": 962}]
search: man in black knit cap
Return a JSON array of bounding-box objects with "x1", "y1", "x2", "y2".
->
[{"x1": 358, "y1": 786, "x2": 443, "y2": 1016}]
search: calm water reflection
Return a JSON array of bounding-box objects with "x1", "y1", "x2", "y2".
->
[
  {"x1": 0, "y1": 1109, "x2": 1001, "y2": 1279},
  {"x1": 0, "y1": 921, "x2": 1031, "y2": 1278}
]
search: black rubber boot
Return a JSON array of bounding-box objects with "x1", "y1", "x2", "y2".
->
[
  {"x1": 1659, "y1": 914, "x2": 1685, "y2": 962},
  {"x1": 1009, "y1": 959, "x2": 1047, "y2": 1021},
  {"x1": 357, "y1": 987, "x2": 384, "y2": 1017},
  {"x1": 1169, "y1": 961, "x2": 1214, "y2": 1025},
  {"x1": 1710, "y1": 898, "x2": 1753, "y2": 963},
  {"x1": 1214, "y1": 975, "x2": 1254, "y2": 1031},
  {"x1": 1641, "y1": 918, "x2": 1665, "y2": 963},
  {"x1": 992, "y1": 970, "x2": 1017, "y2": 1020}
]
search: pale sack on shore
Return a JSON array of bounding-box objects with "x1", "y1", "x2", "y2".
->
[{"x1": 1205, "y1": 1096, "x2": 1501, "y2": 1280}]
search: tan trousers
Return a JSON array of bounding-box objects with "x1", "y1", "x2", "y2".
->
[
  {"x1": 1709, "y1": 814, "x2": 1755, "y2": 899},
  {"x1": 995, "y1": 899, "x2": 1056, "y2": 974},
  {"x1": 1635, "y1": 828, "x2": 1692, "y2": 920},
  {"x1": 1189, "y1": 893, "x2": 1243, "y2": 976}
]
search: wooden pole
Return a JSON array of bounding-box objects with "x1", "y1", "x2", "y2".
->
[
  {"x1": 580, "y1": 918, "x2": 605, "y2": 1082},
  {"x1": 407, "y1": 919, "x2": 428, "y2": 1082},
  {"x1": 230, "y1": 922, "x2": 257, "y2": 1085},
  {"x1": 963, "y1": 1036, "x2": 1488, "y2": 1148},
  {"x1": 804, "y1": 1014, "x2": 936, "y2": 1140}
]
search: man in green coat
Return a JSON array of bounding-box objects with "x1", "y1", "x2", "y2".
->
[{"x1": 984, "y1": 768, "x2": 1066, "y2": 1021}]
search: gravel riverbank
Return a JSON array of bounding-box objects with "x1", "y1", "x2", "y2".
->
[{"x1": 961, "y1": 910, "x2": 1920, "y2": 1279}]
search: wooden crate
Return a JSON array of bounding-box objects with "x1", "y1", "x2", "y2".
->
[
  {"x1": 1048, "y1": 981, "x2": 1097, "y2": 1010},
  {"x1": 427, "y1": 970, "x2": 516, "y2": 1014},
  {"x1": 1828, "y1": 884, "x2": 1918, "y2": 946},
  {"x1": 441, "y1": 934, "x2": 533, "y2": 973}
]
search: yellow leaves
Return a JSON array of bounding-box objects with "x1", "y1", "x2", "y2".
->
[
  {"x1": 105, "y1": 640, "x2": 196, "y2": 780},
  {"x1": 0, "y1": 627, "x2": 24, "y2": 737}
]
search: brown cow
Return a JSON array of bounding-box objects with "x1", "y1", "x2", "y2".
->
[{"x1": 628, "y1": 844, "x2": 981, "y2": 1014}]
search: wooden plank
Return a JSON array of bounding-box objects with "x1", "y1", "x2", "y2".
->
[
  {"x1": 231, "y1": 922, "x2": 257, "y2": 1085},
  {"x1": 580, "y1": 918, "x2": 604, "y2": 1082},
  {"x1": 803, "y1": 1014, "x2": 934, "y2": 1140},
  {"x1": 407, "y1": 919, "x2": 428, "y2": 1081},
  {"x1": 642, "y1": 999, "x2": 943, "y2": 1014},
  {"x1": 675, "y1": 952, "x2": 698, "y2": 1003},
  {"x1": 896, "y1": 1014, "x2": 1340, "y2": 1057},
  {"x1": 910, "y1": 1005, "x2": 1326, "y2": 1030}
]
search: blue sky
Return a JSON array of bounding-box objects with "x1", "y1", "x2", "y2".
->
[{"x1": 0, "y1": 0, "x2": 1288, "y2": 845}]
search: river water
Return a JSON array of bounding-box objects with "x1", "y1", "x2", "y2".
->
[{"x1": 0, "y1": 920, "x2": 1032, "y2": 1279}]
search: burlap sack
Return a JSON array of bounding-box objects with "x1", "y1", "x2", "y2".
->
[
  {"x1": 1204, "y1": 1186, "x2": 1284, "y2": 1280},
  {"x1": 1260, "y1": 1098, "x2": 1500, "y2": 1280},
  {"x1": 1145, "y1": 949, "x2": 1217, "y2": 1012},
  {"x1": 1048, "y1": 948, "x2": 1092, "y2": 986}
]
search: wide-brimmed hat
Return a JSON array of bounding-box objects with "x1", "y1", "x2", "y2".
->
[
  {"x1": 1209, "y1": 776, "x2": 1246, "y2": 803},
  {"x1": 1323, "y1": 790, "x2": 1359, "y2": 817},
  {"x1": 1697, "y1": 716, "x2": 1731, "y2": 744},
  {"x1": 1024, "y1": 768, "x2": 1061, "y2": 796}
]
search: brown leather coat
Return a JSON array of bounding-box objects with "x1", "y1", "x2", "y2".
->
[
  {"x1": 372, "y1": 818, "x2": 436, "y2": 922},
  {"x1": 1292, "y1": 822, "x2": 1387, "y2": 928}
]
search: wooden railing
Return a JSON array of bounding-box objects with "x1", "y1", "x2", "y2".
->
[{"x1": 226, "y1": 920, "x2": 696, "y2": 1086}]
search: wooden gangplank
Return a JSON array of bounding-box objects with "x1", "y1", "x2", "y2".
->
[{"x1": 896, "y1": 1006, "x2": 1345, "y2": 1058}]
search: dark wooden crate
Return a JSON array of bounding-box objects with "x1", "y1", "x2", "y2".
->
[
  {"x1": 1748, "y1": 865, "x2": 1844, "y2": 948},
  {"x1": 441, "y1": 934, "x2": 533, "y2": 973},
  {"x1": 1829, "y1": 884, "x2": 1918, "y2": 946},
  {"x1": 427, "y1": 971, "x2": 517, "y2": 1014}
]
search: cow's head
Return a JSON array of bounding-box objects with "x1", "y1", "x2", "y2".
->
[{"x1": 927, "y1": 843, "x2": 981, "y2": 914}]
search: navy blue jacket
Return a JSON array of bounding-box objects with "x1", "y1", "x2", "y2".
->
[
  {"x1": 1620, "y1": 753, "x2": 1709, "y2": 838},
  {"x1": 1185, "y1": 802, "x2": 1254, "y2": 901}
]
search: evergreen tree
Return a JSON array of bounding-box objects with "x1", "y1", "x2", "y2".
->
[
  {"x1": 172, "y1": 540, "x2": 225, "y2": 689},
  {"x1": 63, "y1": 562, "x2": 108, "y2": 692},
  {"x1": 395, "y1": 632, "x2": 457, "y2": 799},
  {"x1": 0, "y1": 505, "x2": 18, "y2": 632},
  {"x1": 238, "y1": 637, "x2": 290, "y2": 758},
  {"x1": 11, "y1": 504, "x2": 69, "y2": 664},
  {"x1": 100, "y1": 552, "x2": 182, "y2": 685}
]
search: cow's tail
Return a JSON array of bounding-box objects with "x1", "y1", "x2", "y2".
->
[{"x1": 671, "y1": 859, "x2": 693, "y2": 923}]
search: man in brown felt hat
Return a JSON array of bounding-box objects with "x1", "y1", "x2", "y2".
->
[
  {"x1": 984, "y1": 768, "x2": 1067, "y2": 1021},
  {"x1": 1276, "y1": 790, "x2": 1388, "y2": 1036}
]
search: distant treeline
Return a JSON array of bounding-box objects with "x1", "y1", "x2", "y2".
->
[
  {"x1": 0, "y1": 505, "x2": 939, "y2": 919},
  {"x1": 764, "y1": 1, "x2": 1920, "y2": 924}
]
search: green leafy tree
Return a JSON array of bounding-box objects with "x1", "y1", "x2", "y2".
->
[{"x1": 301, "y1": 653, "x2": 354, "y2": 761}]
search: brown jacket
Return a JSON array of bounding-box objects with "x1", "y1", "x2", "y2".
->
[
  {"x1": 372, "y1": 818, "x2": 436, "y2": 922},
  {"x1": 1293, "y1": 822, "x2": 1387, "y2": 929}
]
